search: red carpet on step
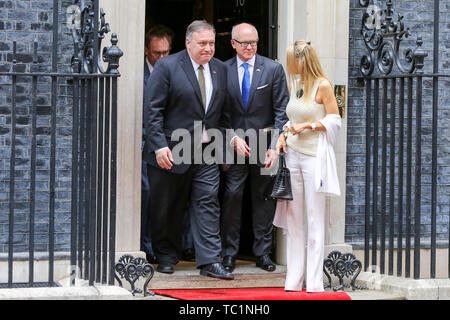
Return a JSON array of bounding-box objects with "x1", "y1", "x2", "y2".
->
[{"x1": 152, "y1": 287, "x2": 351, "y2": 300}]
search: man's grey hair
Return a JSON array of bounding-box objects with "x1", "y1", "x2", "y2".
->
[
  {"x1": 185, "y1": 20, "x2": 216, "y2": 40},
  {"x1": 231, "y1": 23, "x2": 259, "y2": 40}
]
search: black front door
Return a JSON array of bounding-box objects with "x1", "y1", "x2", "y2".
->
[
  {"x1": 213, "y1": 0, "x2": 278, "y2": 61},
  {"x1": 145, "y1": 0, "x2": 277, "y2": 61}
]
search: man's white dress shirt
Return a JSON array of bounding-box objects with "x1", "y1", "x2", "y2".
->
[
  {"x1": 146, "y1": 57, "x2": 154, "y2": 74},
  {"x1": 236, "y1": 55, "x2": 255, "y2": 94}
]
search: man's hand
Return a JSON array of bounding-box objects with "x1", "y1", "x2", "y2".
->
[
  {"x1": 156, "y1": 148, "x2": 174, "y2": 170},
  {"x1": 264, "y1": 148, "x2": 278, "y2": 169},
  {"x1": 233, "y1": 136, "x2": 251, "y2": 157}
]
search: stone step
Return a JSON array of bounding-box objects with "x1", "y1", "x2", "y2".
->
[{"x1": 146, "y1": 260, "x2": 287, "y2": 290}]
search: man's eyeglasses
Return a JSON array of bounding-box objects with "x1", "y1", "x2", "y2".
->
[
  {"x1": 233, "y1": 39, "x2": 258, "y2": 48},
  {"x1": 150, "y1": 50, "x2": 170, "y2": 56}
]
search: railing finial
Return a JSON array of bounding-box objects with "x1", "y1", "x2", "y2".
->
[
  {"x1": 103, "y1": 33, "x2": 123, "y2": 75},
  {"x1": 413, "y1": 36, "x2": 428, "y2": 74}
]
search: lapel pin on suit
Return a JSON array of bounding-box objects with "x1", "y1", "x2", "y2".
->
[
  {"x1": 256, "y1": 68, "x2": 261, "y2": 72},
  {"x1": 212, "y1": 70, "x2": 216, "y2": 75}
]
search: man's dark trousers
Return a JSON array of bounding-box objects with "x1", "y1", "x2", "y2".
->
[
  {"x1": 147, "y1": 158, "x2": 221, "y2": 267},
  {"x1": 141, "y1": 158, "x2": 154, "y2": 257},
  {"x1": 221, "y1": 159, "x2": 276, "y2": 257}
]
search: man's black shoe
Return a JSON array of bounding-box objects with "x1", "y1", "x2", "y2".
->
[
  {"x1": 200, "y1": 263, "x2": 234, "y2": 280},
  {"x1": 222, "y1": 256, "x2": 235, "y2": 273},
  {"x1": 156, "y1": 264, "x2": 174, "y2": 274},
  {"x1": 256, "y1": 255, "x2": 276, "y2": 272},
  {"x1": 146, "y1": 253, "x2": 158, "y2": 264}
]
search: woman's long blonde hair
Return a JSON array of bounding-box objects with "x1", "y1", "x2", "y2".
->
[{"x1": 286, "y1": 40, "x2": 328, "y2": 104}]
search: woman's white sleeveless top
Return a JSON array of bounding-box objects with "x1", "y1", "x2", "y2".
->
[{"x1": 285, "y1": 79, "x2": 326, "y2": 156}]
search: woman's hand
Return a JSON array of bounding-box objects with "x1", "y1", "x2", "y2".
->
[
  {"x1": 289, "y1": 122, "x2": 311, "y2": 135},
  {"x1": 276, "y1": 133, "x2": 287, "y2": 155}
]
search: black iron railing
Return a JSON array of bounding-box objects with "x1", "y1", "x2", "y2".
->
[
  {"x1": 0, "y1": 0, "x2": 122, "y2": 288},
  {"x1": 354, "y1": 0, "x2": 449, "y2": 279}
]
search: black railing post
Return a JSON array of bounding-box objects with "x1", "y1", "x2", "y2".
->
[
  {"x1": 380, "y1": 78, "x2": 388, "y2": 275},
  {"x1": 8, "y1": 41, "x2": 17, "y2": 288},
  {"x1": 84, "y1": 77, "x2": 92, "y2": 281},
  {"x1": 102, "y1": 77, "x2": 111, "y2": 284},
  {"x1": 364, "y1": 79, "x2": 372, "y2": 272},
  {"x1": 397, "y1": 77, "x2": 405, "y2": 277},
  {"x1": 405, "y1": 76, "x2": 413, "y2": 278},
  {"x1": 78, "y1": 79, "x2": 87, "y2": 279},
  {"x1": 413, "y1": 37, "x2": 427, "y2": 280},
  {"x1": 29, "y1": 39, "x2": 38, "y2": 287},
  {"x1": 371, "y1": 79, "x2": 380, "y2": 272},
  {"x1": 88, "y1": 0, "x2": 100, "y2": 287},
  {"x1": 430, "y1": 0, "x2": 440, "y2": 279},
  {"x1": 414, "y1": 73, "x2": 422, "y2": 280},
  {"x1": 108, "y1": 76, "x2": 118, "y2": 285},
  {"x1": 89, "y1": 74, "x2": 97, "y2": 286},
  {"x1": 102, "y1": 32, "x2": 122, "y2": 285},
  {"x1": 71, "y1": 75, "x2": 80, "y2": 286},
  {"x1": 388, "y1": 78, "x2": 396, "y2": 276},
  {"x1": 96, "y1": 76, "x2": 105, "y2": 283},
  {"x1": 48, "y1": 0, "x2": 60, "y2": 285}
]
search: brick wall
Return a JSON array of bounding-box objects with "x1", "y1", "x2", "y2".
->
[
  {"x1": 0, "y1": 0, "x2": 74, "y2": 253},
  {"x1": 346, "y1": 0, "x2": 450, "y2": 246}
]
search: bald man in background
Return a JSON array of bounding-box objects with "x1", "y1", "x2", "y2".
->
[{"x1": 220, "y1": 22, "x2": 289, "y2": 273}]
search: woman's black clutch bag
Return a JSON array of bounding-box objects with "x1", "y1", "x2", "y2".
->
[{"x1": 266, "y1": 152, "x2": 293, "y2": 201}]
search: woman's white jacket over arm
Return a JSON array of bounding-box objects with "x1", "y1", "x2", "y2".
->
[{"x1": 315, "y1": 113, "x2": 341, "y2": 196}]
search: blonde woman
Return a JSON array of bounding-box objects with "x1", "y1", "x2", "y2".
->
[{"x1": 274, "y1": 40, "x2": 341, "y2": 292}]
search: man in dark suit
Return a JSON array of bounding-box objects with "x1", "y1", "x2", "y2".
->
[
  {"x1": 144, "y1": 20, "x2": 233, "y2": 279},
  {"x1": 141, "y1": 25, "x2": 173, "y2": 264},
  {"x1": 221, "y1": 22, "x2": 289, "y2": 273}
]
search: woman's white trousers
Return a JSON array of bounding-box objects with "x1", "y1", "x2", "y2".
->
[{"x1": 283, "y1": 146, "x2": 325, "y2": 292}]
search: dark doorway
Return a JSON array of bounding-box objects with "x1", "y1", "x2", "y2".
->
[
  {"x1": 145, "y1": 0, "x2": 278, "y2": 259},
  {"x1": 145, "y1": 0, "x2": 278, "y2": 61}
]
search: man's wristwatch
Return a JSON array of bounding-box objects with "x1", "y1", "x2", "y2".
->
[{"x1": 311, "y1": 122, "x2": 316, "y2": 131}]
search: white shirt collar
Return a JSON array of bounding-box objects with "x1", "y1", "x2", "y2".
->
[
  {"x1": 145, "y1": 57, "x2": 154, "y2": 74},
  {"x1": 187, "y1": 51, "x2": 210, "y2": 72},
  {"x1": 236, "y1": 55, "x2": 256, "y2": 68}
]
